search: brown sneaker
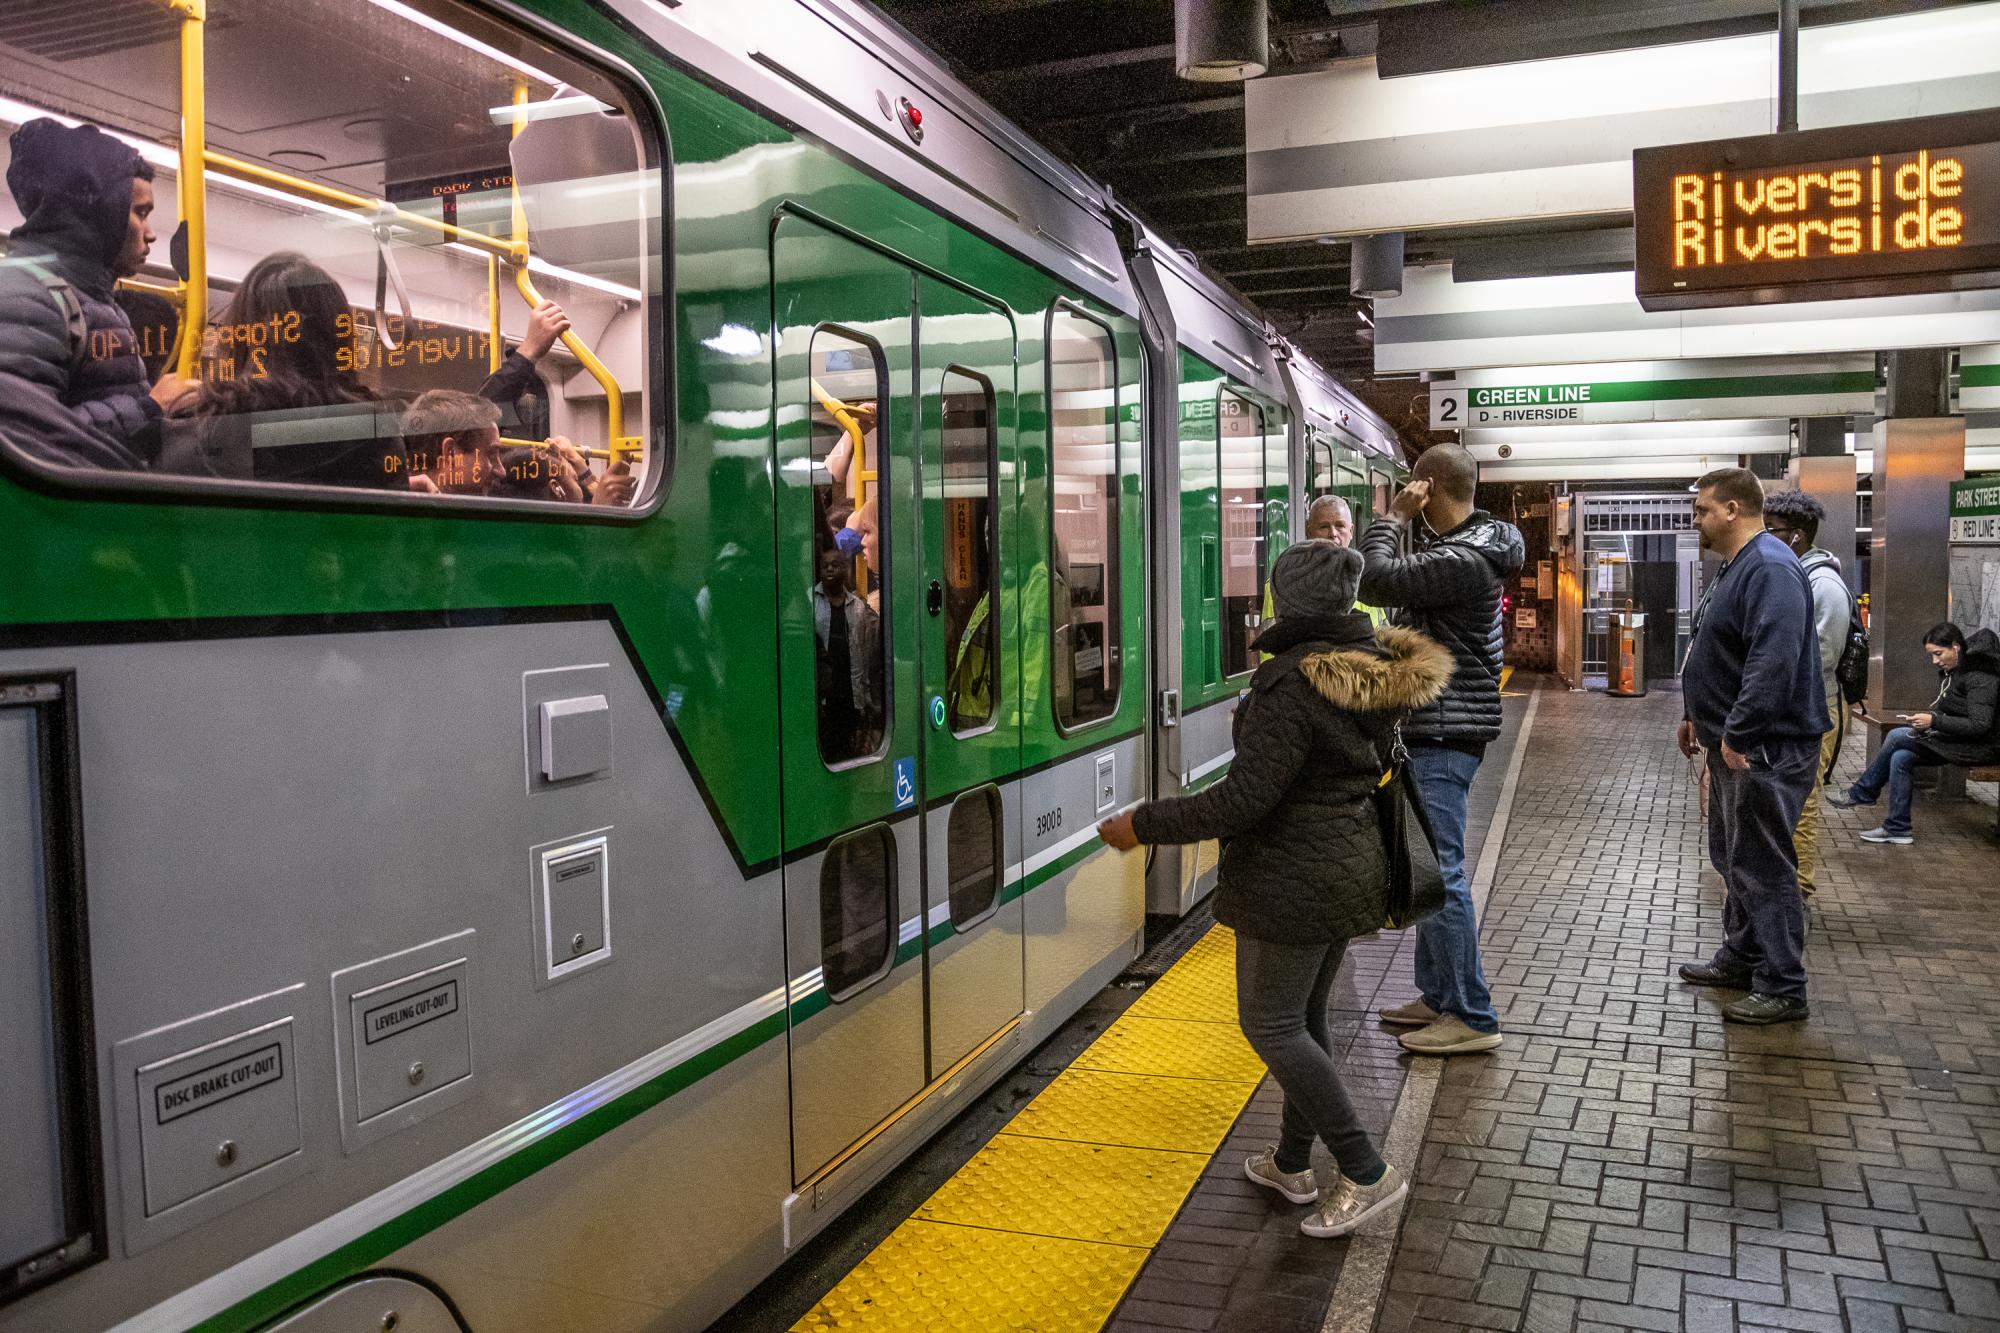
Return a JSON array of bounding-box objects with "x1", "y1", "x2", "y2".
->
[
  {"x1": 1377, "y1": 998, "x2": 1440, "y2": 1027},
  {"x1": 1397, "y1": 1014, "x2": 1503, "y2": 1055}
]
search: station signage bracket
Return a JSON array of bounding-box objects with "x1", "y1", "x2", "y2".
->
[{"x1": 1633, "y1": 109, "x2": 2000, "y2": 312}]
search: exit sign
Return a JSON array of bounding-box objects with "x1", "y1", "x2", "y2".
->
[{"x1": 1634, "y1": 109, "x2": 2000, "y2": 311}]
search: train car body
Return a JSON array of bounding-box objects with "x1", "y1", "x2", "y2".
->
[{"x1": 0, "y1": 2, "x2": 1399, "y2": 1329}]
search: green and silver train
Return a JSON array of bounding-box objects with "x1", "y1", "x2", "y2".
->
[{"x1": 0, "y1": 1, "x2": 1404, "y2": 1328}]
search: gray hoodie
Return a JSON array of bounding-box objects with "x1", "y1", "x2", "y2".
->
[{"x1": 1798, "y1": 548, "x2": 1849, "y2": 706}]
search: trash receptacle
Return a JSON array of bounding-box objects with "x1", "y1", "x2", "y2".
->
[{"x1": 1608, "y1": 609, "x2": 1647, "y2": 697}]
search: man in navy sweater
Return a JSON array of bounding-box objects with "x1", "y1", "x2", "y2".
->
[{"x1": 1676, "y1": 468, "x2": 1830, "y2": 1025}]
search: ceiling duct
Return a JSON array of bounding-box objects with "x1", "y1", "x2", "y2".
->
[{"x1": 1175, "y1": 0, "x2": 1269, "y2": 82}]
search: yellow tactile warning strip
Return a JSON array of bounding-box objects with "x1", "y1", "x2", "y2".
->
[{"x1": 791, "y1": 927, "x2": 1263, "y2": 1333}]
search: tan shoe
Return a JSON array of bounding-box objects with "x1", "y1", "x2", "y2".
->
[
  {"x1": 1398, "y1": 1014, "x2": 1502, "y2": 1055},
  {"x1": 1300, "y1": 1164, "x2": 1408, "y2": 1238},
  {"x1": 1243, "y1": 1146, "x2": 1317, "y2": 1204},
  {"x1": 1377, "y1": 998, "x2": 1440, "y2": 1027}
]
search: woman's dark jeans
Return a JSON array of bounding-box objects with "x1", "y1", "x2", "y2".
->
[
  {"x1": 1235, "y1": 934, "x2": 1386, "y2": 1182},
  {"x1": 1847, "y1": 726, "x2": 1940, "y2": 836}
]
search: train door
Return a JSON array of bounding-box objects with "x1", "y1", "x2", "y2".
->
[
  {"x1": 774, "y1": 215, "x2": 927, "y2": 1186},
  {"x1": 914, "y1": 276, "x2": 1024, "y2": 1077}
]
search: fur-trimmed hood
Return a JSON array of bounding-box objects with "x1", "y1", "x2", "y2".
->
[{"x1": 1298, "y1": 624, "x2": 1454, "y2": 715}]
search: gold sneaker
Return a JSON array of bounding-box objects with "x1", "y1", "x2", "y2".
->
[
  {"x1": 1301, "y1": 1164, "x2": 1408, "y2": 1238},
  {"x1": 1243, "y1": 1146, "x2": 1317, "y2": 1204}
]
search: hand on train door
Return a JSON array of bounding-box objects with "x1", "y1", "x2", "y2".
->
[{"x1": 1098, "y1": 810, "x2": 1139, "y2": 851}]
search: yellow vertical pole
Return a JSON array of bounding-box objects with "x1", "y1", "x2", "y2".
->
[
  {"x1": 487, "y1": 254, "x2": 503, "y2": 374},
  {"x1": 170, "y1": 0, "x2": 207, "y2": 379}
]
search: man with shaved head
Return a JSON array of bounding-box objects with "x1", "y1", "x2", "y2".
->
[{"x1": 1359, "y1": 443, "x2": 1525, "y2": 1056}]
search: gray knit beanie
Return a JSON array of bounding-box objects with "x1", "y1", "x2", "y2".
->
[{"x1": 1270, "y1": 539, "x2": 1363, "y2": 620}]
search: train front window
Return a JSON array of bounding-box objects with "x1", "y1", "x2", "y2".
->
[
  {"x1": 809, "y1": 328, "x2": 889, "y2": 768},
  {"x1": 1048, "y1": 306, "x2": 1120, "y2": 731},
  {"x1": 1218, "y1": 389, "x2": 1267, "y2": 679},
  {"x1": 941, "y1": 368, "x2": 997, "y2": 735},
  {"x1": 0, "y1": 0, "x2": 663, "y2": 509}
]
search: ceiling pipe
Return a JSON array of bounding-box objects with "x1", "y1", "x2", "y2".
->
[
  {"x1": 1349, "y1": 232, "x2": 1404, "y2": 298},
  {"x1": 1175, "y1": 0, "x2": 1269, "y2": 82}
]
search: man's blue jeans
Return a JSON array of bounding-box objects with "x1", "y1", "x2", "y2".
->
[
  {"x1": 1846, "y1": 725, "x2": 1939, "y2": 837},
  {"x1": 1705, "y1": 739, "x2": 1817, "y2": 999},
  {"x1": 1408, "y1": 744, "x2": 1499, "y2": 1033}
]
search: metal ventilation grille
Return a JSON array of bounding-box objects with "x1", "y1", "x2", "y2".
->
[{"x1": 0, "y1": 0, "x2": 194, "y2": 62}]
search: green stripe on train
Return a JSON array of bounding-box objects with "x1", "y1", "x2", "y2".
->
[{"x1": 194, "y1": 833, "x2": 1109, "y2": 1331}]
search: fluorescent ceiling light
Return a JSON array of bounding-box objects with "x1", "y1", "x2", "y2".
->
[
  {"x1": 488, "y1": 95, "x2": 612, "y2": 125},
  {"x1": 361, "y1": 0, "x2": 557, "y2": 86}
]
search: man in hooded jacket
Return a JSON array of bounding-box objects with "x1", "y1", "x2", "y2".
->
[
  {"x1": 1358, "y1": 444, "x2": 1526, "y2": 1056},
  {"x1": 1, "y1": 118, "x2": 187, "y2": 470}
]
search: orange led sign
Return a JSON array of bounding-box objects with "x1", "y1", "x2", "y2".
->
[{"x1": 1634, "y1": 110, "x2": 2000, "y2": 310}]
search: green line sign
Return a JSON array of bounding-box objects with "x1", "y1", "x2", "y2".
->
[{"x1": 1432, "y1": 369, "x2": 1875, "y2": 430}]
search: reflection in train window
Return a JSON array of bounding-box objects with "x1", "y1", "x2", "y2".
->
[
  {"x1": 0, "y1": 0, "x2": 662, "y2": 509},
  {"x1": 946, "y1": 786, "x2": 1002, "y2": 931},
  {"x1": 809, "y1": 328, "x2": 888, "y2": 767},
  {"x1": 1048, "y1": 306, "x2": 1120, "y2": 731},
  {"x1": 1218, "y1": 389, "x2": 1267, "y2": 679},
  {"x1": 821, "y1": 826, "x2": 897, "y2": 1001},
  {"x1": 940, "y1": 368, "x2": 998, "y2": 735}
]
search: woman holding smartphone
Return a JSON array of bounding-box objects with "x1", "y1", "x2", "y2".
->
[{"x1": 1829, "y1": 622, "x2": 2000, "y2": 844}]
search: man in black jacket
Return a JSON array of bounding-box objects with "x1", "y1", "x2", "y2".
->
[
  {"x1": 1359, "y1": 444, "x2": 1525, "y2": 1056},
  {"x1": 1, "y1": 118, "x2": 188, "y2": 470},
  {"x1": 1676, "y1": 468, "x2": 1829, "y2": 1026}
]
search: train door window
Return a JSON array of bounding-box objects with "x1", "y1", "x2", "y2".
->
[
  {"x1": 820, "y1": 826, "x2": 897, "y2": 1001},
  {"x1": 945, "y1": 787, "x2": 1002, "y2": 931},
  {"x1": 941, "y1": 368, "x2": 998, "y2": 735},
  {"x1": 0, "y1": 0, "x2": 664, "y2": 511},
  {"x1": 1218, "y1": 389, "x2": 1267, "y2": 679},
  {"x1": 809, "y1": 328, "x2": 889, "y2": 768},
  {"x1": 1048, "y1": 306, "x2": 1120, "y2": 731}
]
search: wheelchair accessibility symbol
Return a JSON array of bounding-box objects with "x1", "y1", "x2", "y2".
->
[{"x1": 893, "y1": 756, "x2": 916, "y2": 810}]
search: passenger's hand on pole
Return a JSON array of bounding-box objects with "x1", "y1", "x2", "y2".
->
[
  {"x1": 1097, "y1": 810, "x2": 1139, "y2": 852},
  {"x1": 519, "y1": 300, "x2": 571, "y2": 361},
  {"x1": 1389, "y1": 477, "x2": 1431, "y2": 522},
  {"x1": 591, "y1": 460, "x2": 636, "y2": 508},
  {"x1": 1677, "y1": 719, "x2": 1699, "y2": 758},
  {"x1": 1721, "y1": 740, "x2": 1752, "y2": 771},
  {"x1": 150, "y1": 372, "x2": 197, "y2": 413}
]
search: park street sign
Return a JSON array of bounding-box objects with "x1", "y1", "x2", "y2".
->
[
  {"x1": 1429, "y1": 358, "x2": 1873, "y2": 430},
  {"x1": 1952, "y1": 477, "x2": 2000, "y2": 544},
  {"x1": 1634, "y1": 109, "x2": 2000, "y2": 311}
]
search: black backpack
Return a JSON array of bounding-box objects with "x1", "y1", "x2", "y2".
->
[{"x1": 1821, "y1": 570, "x2": 1869, "y2": 706}]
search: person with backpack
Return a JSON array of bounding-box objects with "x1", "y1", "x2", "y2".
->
[
  {"x1": 1829, "y1": 623, "x2": 2000, "y2": 844},
  {"x1": 1097, "y1": 540, "x2": 1453, "y2": 1238},
  {"x1": 1761, "y1": 491, "x2": 1860, "y2": 895},
  {"x1": 1, "y1": 118, "x2": 192, "y2": 471}
]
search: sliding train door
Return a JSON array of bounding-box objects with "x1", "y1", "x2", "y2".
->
[
  {"x1": 773, "y1": 217, "x2": 1024, "y2": 1191},
  {"x1": 913, "y1": 276, "x2": 1024, "y2": 1077}
]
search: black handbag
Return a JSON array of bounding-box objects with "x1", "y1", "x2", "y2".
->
[{"x1": 1374, "y1": 728, "x2": 1448, "y2": 930}]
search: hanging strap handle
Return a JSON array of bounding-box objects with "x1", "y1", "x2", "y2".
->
[{"x1": 369, "y1": 211, "x2": 414, "y2": 352}]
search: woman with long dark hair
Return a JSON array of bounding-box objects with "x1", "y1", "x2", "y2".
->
[
  {"x1": 160, "y1": 251, "x2": 404, "y2": 486},
  {"x1": 1830, "y1": 621, "x2": 2000, "y2": 843}
]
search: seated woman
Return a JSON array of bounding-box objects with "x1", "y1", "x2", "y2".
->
[
  {"x1": 1830, "y1": 622, "x2": 2000, "y2": 844},
  {"x1": 159, "y1": 251, "x2": 404, "y2": 487},
  {"x1": 1097, "y1": 540, "x2": 1452, "y2": 1239}
]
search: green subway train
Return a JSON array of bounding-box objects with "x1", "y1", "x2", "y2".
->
[{"x1": 0, "y1": 1, "x2": 1405, "y2": 1328}]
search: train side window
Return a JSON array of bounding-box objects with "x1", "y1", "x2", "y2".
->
[
  {"x1": 941, "y1": 368, "x2": 998, "y2": 735},
  {"x1": 809, "y1": 328, "x2": 889, "y2": 768},
  {"x1": 1048, "y1": 306, "x2": 1121, "y2": 731},
  {"x1": 1218, "y1": 389, "x2": 1267, "y2": 679},
  {"x1": 821, "y1": 825, "x2": 897, "y2": 1001},
  {"x1": 946, "y1": 786, "x2": 1002, "y2": 931},
  {"x1": 0, "y1": 0, "x2": 664, "y2": 512}
]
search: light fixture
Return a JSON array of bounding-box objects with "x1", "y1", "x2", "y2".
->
[
  {"x1": 1349, "y1": 233, "x2": 1404, "y2": 299},
  {"x1": 1175, "y1": 0, "x2": 1269, "y2": 82},
  {"x1": 487, "y1": 95, "x2": 613, "y2": 125}
]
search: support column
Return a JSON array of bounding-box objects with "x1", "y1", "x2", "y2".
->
[
  {"x1": 1868, "y1": 351, "x2": 1964, "y2": 739},
  {"x1": 1791, "y1": 416, "x2": 1858, "y2": 596}
]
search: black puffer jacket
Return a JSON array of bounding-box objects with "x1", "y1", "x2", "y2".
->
[
  {"x1": 1920, "y1": 627, "x2": 2000, "y2": 766},
  {"x1": 1358, "y1": 511, "x2": 1526, "y2": 746},
  {"x1": 0, "y1": 120, "x2": 160, "y2": 470},
  {"x1": 1132, "y1": 615, "x2": 1453, "y2": 945}
]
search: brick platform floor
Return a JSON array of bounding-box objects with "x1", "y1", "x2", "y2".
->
[{"x1": 1380, "y1": 681, "x2": 2000, "y2": 1333}]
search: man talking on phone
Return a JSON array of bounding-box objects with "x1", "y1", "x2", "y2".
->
[{"x1": 1676, "y1": 469, "x2": 1829, "y2": 1026}]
